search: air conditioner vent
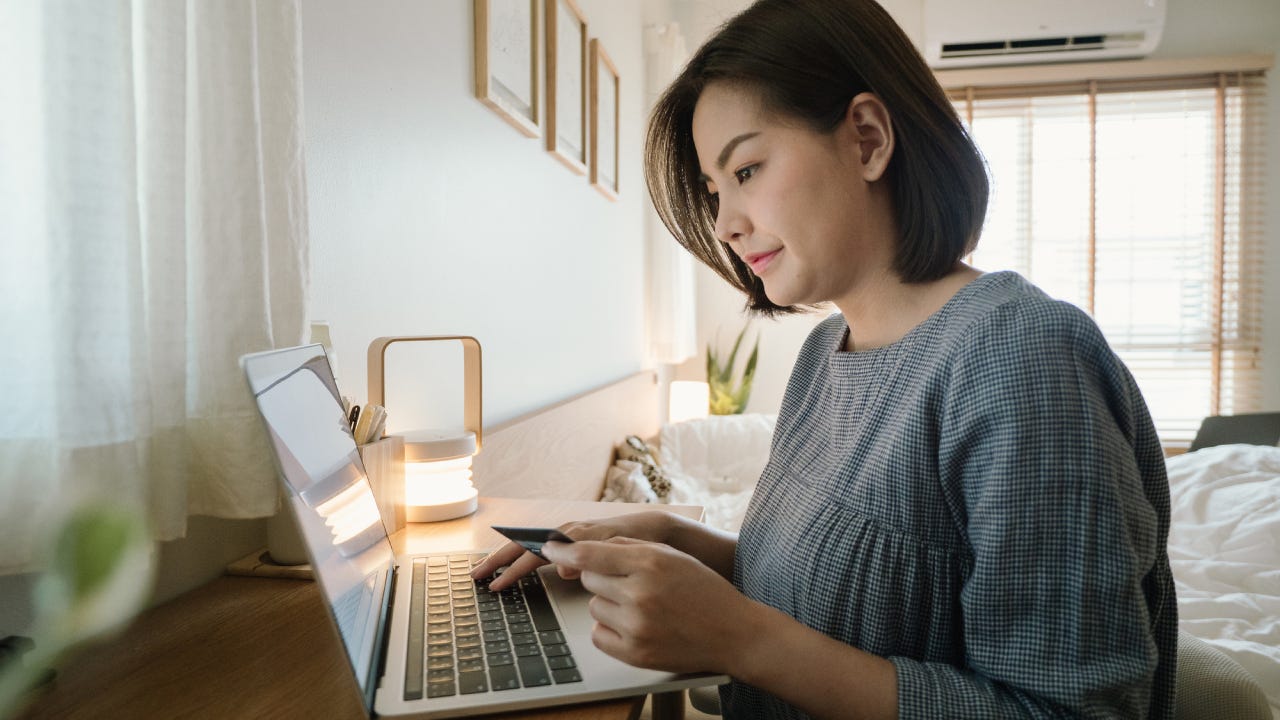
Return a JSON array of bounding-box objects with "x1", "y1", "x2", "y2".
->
[
  {"x1": 940, "y1": 33, "x2": 1144, "y2": 60},
  {"x1": 922, "y1": 0, "x2": 1166, "y2": 69}
]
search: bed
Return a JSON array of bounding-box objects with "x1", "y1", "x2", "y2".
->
[
  {"x1": 1166, "y1": 442, "x2": 1280, "y2": 718},
  {"x1": 604, "y1": 412, "x2": 1280, "y2": 718}
]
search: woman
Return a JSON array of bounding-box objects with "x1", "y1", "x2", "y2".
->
[{"x1": 474, "y1": 1, "x2": 1177, "y2": 717}]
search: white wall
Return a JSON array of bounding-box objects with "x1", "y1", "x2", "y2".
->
[
  {"x1": 302, "y1": 1, "x2": 652, "y2": 435},
  {"x1": 673, "y1": 0, "x2": 1280, "y2": 415}
]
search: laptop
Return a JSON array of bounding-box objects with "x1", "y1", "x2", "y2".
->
[{"x1": 240, "y1": 344, "x2": 726, "y2": 718}]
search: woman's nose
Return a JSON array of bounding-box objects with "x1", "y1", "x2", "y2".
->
[{"x1": 713, "y1": 196, "x2": 750, "y2": 245}]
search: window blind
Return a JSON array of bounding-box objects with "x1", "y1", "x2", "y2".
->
[{"x1": 947, "y1": 68, "x2": 1267, "y2": 449}]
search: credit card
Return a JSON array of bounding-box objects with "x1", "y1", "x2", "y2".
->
[{"x1": 490, "y1": 525, "x2": 575, "y2": 559}]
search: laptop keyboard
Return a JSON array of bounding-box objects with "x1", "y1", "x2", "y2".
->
[{"x1": 404, "y1": 553, "x2": 582, "y2": 701}]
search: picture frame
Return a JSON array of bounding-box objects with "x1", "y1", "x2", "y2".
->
[
  {"x1": 588, "y1": 38, "x2": 620, "y2": 200},
  {"x1": 545, "y1": 0, "x2": 588, "y2": 173},
  {"x1": 474, "y1": 0, "x2": 540, "y2": 138}
]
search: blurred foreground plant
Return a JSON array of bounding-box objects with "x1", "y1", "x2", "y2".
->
[
  {"x1": 0, "y1": 506, "x2": 152, "y2": 719},
  {"x1": 706, "y1": 325, "x2": 759, "y2": 415}
]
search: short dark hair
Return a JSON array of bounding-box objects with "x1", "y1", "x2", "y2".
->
[{"x1": 644, "y1": 0, "x2": 989, "y2": 316}]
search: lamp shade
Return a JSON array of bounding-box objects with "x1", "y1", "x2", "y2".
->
[
  {"x1": 668, "y1": 380, "x2": 710, "y2": 424},
  {"x1": 401, "y1": 429, "x2": 478, "y2": 522}
]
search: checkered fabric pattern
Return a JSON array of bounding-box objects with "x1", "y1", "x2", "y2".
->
[{"x1": 723, "y1": 272, "x2": 1177, "y2": 719}]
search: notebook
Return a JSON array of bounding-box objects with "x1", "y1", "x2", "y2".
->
[{"x1": 240, "y1": 344, "x2": 726, "y2": 718}]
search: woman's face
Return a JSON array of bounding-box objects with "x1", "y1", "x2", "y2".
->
[{"x1": 691, "y1": 83, "x2": 895, "y2": 308}]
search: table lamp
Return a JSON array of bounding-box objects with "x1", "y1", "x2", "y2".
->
[
  {"x1": 668, "y1": 380, "x2": 710, "y2": 424},
  {"x1": 367, "y1": 336, "x2": 483, "y2": 522}
]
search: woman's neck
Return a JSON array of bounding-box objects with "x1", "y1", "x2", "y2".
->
[{"x1": 835, "y1": 264, "x2": 983, "y2": 352}]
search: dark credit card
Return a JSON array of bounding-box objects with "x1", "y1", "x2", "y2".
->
[{"x1": 490, "y1": 525, "x2": 575, "y2": 559}]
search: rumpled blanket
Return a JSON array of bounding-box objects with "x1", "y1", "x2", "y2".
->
[{"x1": 1166, "y1": 444, "x2": 1280, "y2": 717}]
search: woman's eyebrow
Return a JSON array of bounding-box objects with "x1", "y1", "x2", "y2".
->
[
  {"x1": 716, "y1": 131, "x2": 760, "y2": 170},
  {"x1": 698, "y1": 131, "x2": 761, "y2": 185}
]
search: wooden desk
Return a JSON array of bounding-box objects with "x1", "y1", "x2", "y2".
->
[{"x1": 16, "y1": 498, "x2": 700, "y2": 720}]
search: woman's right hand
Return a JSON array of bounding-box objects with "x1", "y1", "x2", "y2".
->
[{"x1": 470, "y1": 511, "x2": 675, "y2": 591}]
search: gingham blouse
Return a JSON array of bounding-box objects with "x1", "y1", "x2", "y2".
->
[{"x1": 724, "y1": 271, "x2": 1177, "y2": 719}]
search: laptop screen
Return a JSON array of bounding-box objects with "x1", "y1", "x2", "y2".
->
[{"x1": 242, "y1": 344, "x2": 394, "y2": 708}]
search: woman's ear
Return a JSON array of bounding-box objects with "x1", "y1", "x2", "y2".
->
[{"x1": 843, "y1": 92, "x2": 894, "y2": 182}]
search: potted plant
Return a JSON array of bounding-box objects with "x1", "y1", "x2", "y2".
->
[{"x1": 706, "y1": 325, "x2": 759, "y2": 415}]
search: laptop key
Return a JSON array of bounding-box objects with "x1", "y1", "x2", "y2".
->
[
  {"x1": 516, "y1": 656, "x2": 552, "y2": 687},
  {"x1": 552, "y1": 667, "x2": 583, "y2": 684},
  {"x1": 487, "y1": 652, "x2": 515, "y2": 666},
  {"x1": 546, "y1": 655, "x2": 576, "y2": 670},
  {"x1": 542, "y1": 643, "x2": 571, "y2": 657},
  {"x1": 458, "y1": 670, "x2": 489, "y2": 695},
  {"x1": 489, "y1": 663, "x2": 521, "y2": 691},
  {"x1": 537, "y1": 630, "x2": 565, "y2": 645},
  {"x1": 458, "y1": 646, "x2": 484, "y2": 660},
  {"x1": 521, "y1": 582, "x2": 560, "y2": 632},
  {"x1": 427, "y1": 656, "x2": 454, "y2": 671},
  {"x1": 427, "y1": 682, "x2": 456, "y2": 698}
]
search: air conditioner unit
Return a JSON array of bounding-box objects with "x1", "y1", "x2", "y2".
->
[{"x1": 922, "y1": 0, "x2": 1166, "y2": 69}]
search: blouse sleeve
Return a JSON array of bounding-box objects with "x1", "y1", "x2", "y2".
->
[{"x1": 890, "y1": 298, "x2": 1175, "y2": 718}]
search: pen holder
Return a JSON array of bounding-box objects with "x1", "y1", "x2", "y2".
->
[{"x1": 359, "y1": 435, "x2": 406, "y2": 535}]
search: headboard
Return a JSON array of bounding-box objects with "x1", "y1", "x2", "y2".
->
[
  {"x1": 471, "y1": 371, "x2": 660, "y2": 501},
  {"x1": 1188, "y1": 412, "x2": 1280, "y2": 452}
]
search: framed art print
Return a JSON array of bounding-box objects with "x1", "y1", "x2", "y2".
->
[
  {"x1": 474, "y1": 0, "x2": 540, "y2": 138},
  {"x1": 545, "y1": 0, "x2": 587, "y2": 173},
  {"x1": 589, "y1": 38, "x2": 619, "y2": 199}
]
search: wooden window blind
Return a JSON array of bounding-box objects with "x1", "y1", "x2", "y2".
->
[{"x1": 944, "y1": 64, "x2": 1268, "y2": 449}]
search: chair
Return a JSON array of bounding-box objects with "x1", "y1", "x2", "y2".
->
[
  {"x1": 1174, "y1": 631, "x2": 1271, "y2": 720},
  {"x1": 1188, "y1": 412, "x2": 1280, "y2": 452}
]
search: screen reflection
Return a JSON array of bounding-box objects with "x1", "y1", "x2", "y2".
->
[{"x1": 244, "y1": 346, "x2": 394, "y2": 704}]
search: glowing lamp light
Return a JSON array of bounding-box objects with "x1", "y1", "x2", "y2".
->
[
  {"x1": 668, "y1": 380, "x2": 710, "y2": 424},
  {"x1": 368, "y1": 336, "x2": 484, "y2": 524},
  {"x1": 315, "y1": 483, "x2": 383, "y2": 545},
  {"x1": 402, "y1": 430, "x2": 479, "y2": 522}
]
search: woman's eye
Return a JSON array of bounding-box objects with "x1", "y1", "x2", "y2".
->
[{"x1": 734, "y1": 164, "x2": 758, "y2": 184}]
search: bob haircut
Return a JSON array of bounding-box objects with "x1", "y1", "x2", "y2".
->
[{"x1": 645, "y1": 0, "x2": 989, "y2": 316}]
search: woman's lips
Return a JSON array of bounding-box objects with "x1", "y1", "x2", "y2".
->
[{"x1": 745, "y1": 249, "x2": 781, "y2": 274}]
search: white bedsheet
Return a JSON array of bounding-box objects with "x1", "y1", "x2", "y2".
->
[
  {"x1": 657, "y1": 414, "x2": 776, "y2": 533},
  {"x1": 1166, "y1": 444, "x2": 1280, "y2": 717}
]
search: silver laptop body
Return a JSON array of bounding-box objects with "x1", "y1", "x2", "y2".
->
[{"x1": 241, "y1": 344, "x2": 725, "y2": 718}]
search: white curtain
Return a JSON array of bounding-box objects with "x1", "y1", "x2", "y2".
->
[
  {"x1": 643, "y1": 23, "x2": 697, "y2": 365},
  {"x1": 0, "y1": 0, "x2": 310, "y2": 571}
]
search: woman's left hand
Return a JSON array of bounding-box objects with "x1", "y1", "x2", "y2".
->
[{"x1": 540, "y1": 537, "x2": 753, "y2": 674}]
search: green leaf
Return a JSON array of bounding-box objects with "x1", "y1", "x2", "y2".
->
[
  {"x1": 720, "y1": 326, "x2": 746, "y2": 385},
  {"x1": 53, "y1": 510, "x2": 135, "y2": 603},
  {"x1": 704, "y1": 324, "x2": 759, "y2": 415}
]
